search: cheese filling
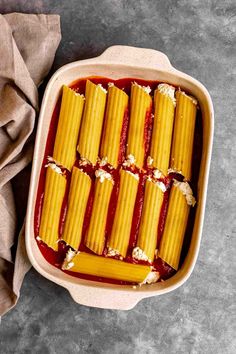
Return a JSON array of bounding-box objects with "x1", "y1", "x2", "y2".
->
[
  {"x1": 98, "y1": 83, "x2": 107, "y2": 94},
  {"x1": 99, "y1": 156, "x2": 108, "y2": 166},
  {"x1": 141, "y1": 270, "x2": 160, "y2": 285},
  {"x1": 173, "y1": 179, "x2": 196, "y2": 206},
  {"x1": 62, "y1": 249, "x2": 77, "y2": 270},
  {"x1": 168, "y1": 167, "x2": 182, "y2": 175},
  {"x1": 132, "y1": 247, "x2": 150, "y2": 262},
  {"x1": 123, "y1": 154, "x2": 136, "y2": 167},
  {"x1": 147, "y1": 176, "x2": 167, "y2": 192},
  {"x1": 125, "y1": 170, "x2": 139, "y2": 181},
  {"x1": 46, "y1": 163, "x2": 63, "y2": 175},
  {"x1": 95, "y1": 169, "x2": 113, "y2": 183},
  {"x1": 79, "y1": 157, "x2": 92, "y2": 166},
  {"x1": 107, "y1": 247, "x2": 123, "y2": 260},
  {"x1": 153, "y1": 168, "x2": 163, "y2": 179},
  {"x1": 133, "y1": 81, "x2": 151, "y2": 95},
  {"x1": 181, "y1": 90, "x2": 198, "y2": 105},
  {"x1": 157, "y1": 83, "x2": 176, "y2": 106},
  {"x1": 147, "y1": 156, "x2": 154, "y2": 167},
  {"x1": 45, "y1": 156, "x2": 64, "y2": 175}
]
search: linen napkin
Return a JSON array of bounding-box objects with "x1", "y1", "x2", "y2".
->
[{"x1": 0, "y1": 13, "x2": 61, "y2": 316}]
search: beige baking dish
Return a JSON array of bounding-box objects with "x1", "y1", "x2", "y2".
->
[{"x1": 25, "y1": 46, "x2": 214, "y2": 310}]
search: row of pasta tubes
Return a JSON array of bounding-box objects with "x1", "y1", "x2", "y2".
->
[{"x1": 39, "y1": 79, "x2": 197, "y2": 284}]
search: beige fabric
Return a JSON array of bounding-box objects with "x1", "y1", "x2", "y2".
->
[{"x1": 0, "y1": 13, "x2": 61, "y2": 316}]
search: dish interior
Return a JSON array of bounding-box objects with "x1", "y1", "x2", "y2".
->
[{"x1": 33, "y1": 75, "x2": 203, "y2": 288}]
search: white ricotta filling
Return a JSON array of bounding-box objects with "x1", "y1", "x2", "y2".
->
[
  {"x1": 147, "y1": 176, "x2": 166, "y2": 192},
  {"x1": 180, "y1": 90, "x2": 198, "y2": 105},
  {"x1": 133, "y1": 81, "x2": 151, "y2": 95},
  {"x1": 155, "y1": 181, "x2": 167, "y2": 192},
  {"x1": 65, "y1": 261, "x2": 74, "y2": 270},
  {"x1": 125, "y1": 170, "x2": 139, "y2": 181},
  {"x1": 66, "y1": 248, "x2": 76, "y2": 262},
  {"x1": 47, "y1": 156, "x2": 56, "y2": 163},
  {"x1": 153, "y1": 168, "x2": 163, "y2": 179},
  {"x1": 46, "y1": 156, "x2": 65, "y2": 174},
  {"x1": 99, "y1": 156, "x2": 108, "y2": 166},
  {"x1": 147, "y1": 156, "x2": 154, "y2": 167},
  {"x1": 141, "y1": 270, "x2": 160, "y2": 285},
  {"x1": 79, "y1": 157, "x2": 91, "y2": 166},
  {"x1": 123, "y1": 154, "x2": 136, "y2": 167},
  {"x1": 132, "y1": 247, "x2": 149, "y2": 262},
  {"x1": 107, "y1": 247, "x2": 123, "y2": 260},
  {"x1": 98, "y1": 83, "x2": 107, "y2": 94},
  {"x1": 158, "y1": 83, "x2": 176, "y2": 106},
  {"x1": 62, "y1": 249, "x2": 77, "y2": 270},
  {"x1": 95, "y1": 169, "x2": 113, "y2": 183},
  {"x1": 173, "y1": 179, "x2": 196, "y2": 206},
  {"x1": 46, "y1": 163, "x2": 63, "y2": 175},
  {"x1": 108, "y1": 82, "x2": 114, "y2": 87},
  {"x1": 168, "y1": 167, "x2": 182, "y2": 175},
  {"x1": 74, "y1": 91, "x2": 85, "y2": 99}
]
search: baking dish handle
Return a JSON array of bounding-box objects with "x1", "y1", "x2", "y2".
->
[
  {"x1": 67, "y1": 286, "x2": 142, "y2": 310},
  {"x1": 97, "y1": 45, "x2": 174, "y2": 71}
]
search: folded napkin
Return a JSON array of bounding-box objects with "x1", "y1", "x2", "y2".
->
[{"x1": 0, "y1": 13, "x2": 61, "y2": 316}]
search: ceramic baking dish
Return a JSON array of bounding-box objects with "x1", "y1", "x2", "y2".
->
[{"x1": 25, "y1": 46, "x2": 214, "y2": 310}]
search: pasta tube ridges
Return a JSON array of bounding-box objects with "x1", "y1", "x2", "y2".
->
[
  {"x1": 107, "y1": 169, "x2": 139, "y2": 258},
  {"x1": 85, "y1": 170, "x2": 114, "y2": 255},
  {"x1": 62, "y1": 167, "x2": 91, "y2": 250},
  {"x1": 126, "y1": 82, "x2": 152, "y2": 169},
  {"x1": 169, "y1": 90, "x2": 197, "y2": 181},
  {"x1": 39, "y1": 165, "x2": 67, "y2": 250},
  {"x1": 149, "y1": 83, "x2": 176, "y2": 176},
  {"x1": 77, "y1": 80, "x2": 107, "y2": 165},
  {"x1": 100, "y1": 84, "x2": 129, "y2": 168},
  {"x1": 53, "y1": 85, "x2": 85, "y2": 171}
]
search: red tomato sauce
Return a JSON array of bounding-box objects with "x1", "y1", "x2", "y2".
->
[{"x1": 35, "y1": 77, "x2": 202, "y2": 285}]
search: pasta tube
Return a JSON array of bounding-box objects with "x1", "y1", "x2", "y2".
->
[
  {"x1": 169, "y1": 90, "x2": 197, "y2": 180},
  {"x1": 126, "y1": 82, "x2": 152, "y2": 169},
  {"x1": 77, "y1": 80, "x2": 107, "y2": 164},
  {"x1": 62, "y1": 251, "x2": 158, "y2": 284},
  {"x1": 62, "y1": 167, "x2": 91, "y2": 250},
  {"x1": 85, "y1": 175, "x2": 113, "y2": 255},
  {"x1": 133, "y1": 179, "x2": 165, "y2": 262},
  {"x1": 158, "y1": 180, "x2": 196, "y2": 270},
  {"x1": 53, "y1": 85, "x2": 85, "y2": 171},
  {"x1": 39, "y1": 166, "x2": 66, "y2": 250},
  {"x1": 100, "y1": 84, "x2": 128, "y2": 167},
  {"x1": 150, "y1": 84, "x2": 176, "y2": 175},
  {"x1": 107, "y1": 169, "x2": 139, "y2": 258}
]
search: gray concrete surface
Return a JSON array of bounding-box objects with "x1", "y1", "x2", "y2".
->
[{"x1": 0, "y1": 0, "x2": 236, "y2": 353}]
